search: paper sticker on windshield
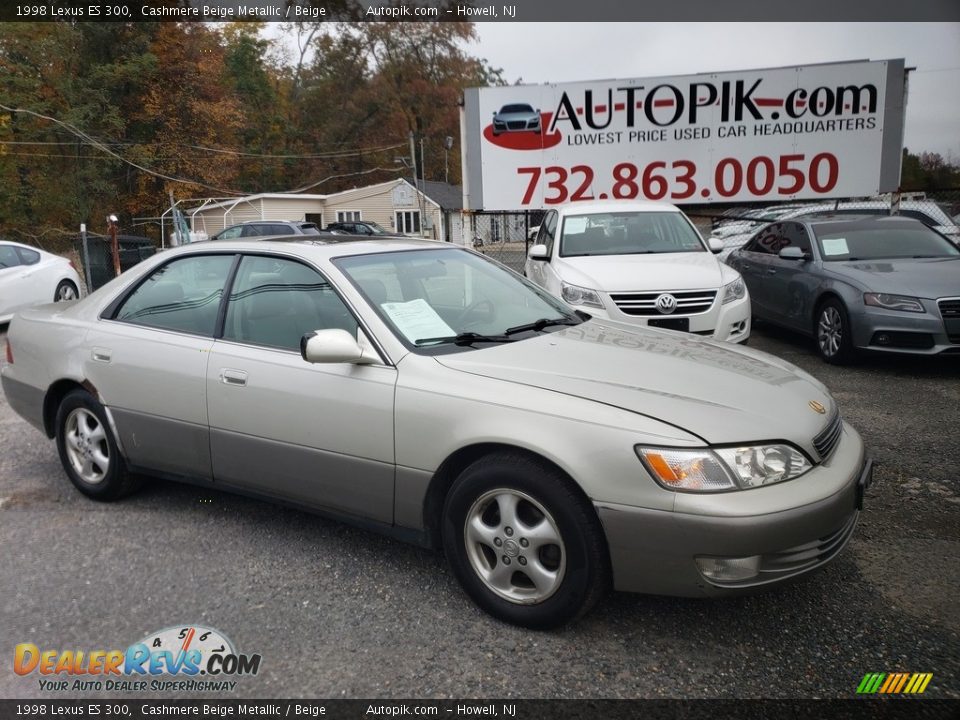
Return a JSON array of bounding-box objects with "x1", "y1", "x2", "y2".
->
[
  {"x1": 563, "y1": 217, "x2": 588, "y2": 234},
  {"x1": 820, "y1": 237, "x2": 849, "y2": 256},
  {"x1": 381, "y1": 299, "x2": 455, "y2": 343}
]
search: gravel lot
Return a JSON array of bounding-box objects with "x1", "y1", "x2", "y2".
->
[{"x1": 0, "y1": 322, "x2": 957, "y2": 700}]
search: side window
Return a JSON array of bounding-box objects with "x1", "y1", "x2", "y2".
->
[
  {"x1": 744, "y1": 223, "x2": 785, "y2": 255},
  {"x1": 781, "y1": 222, "x2": 811, "y2": 253},
  {"x1": 223, "y1": 256, "x2": 358, "y2": 351},
  {"x1": 217, "y1": 226, "x2": 244, "y2": 240},
  {"x1": 241, "y1": 224, "x2": 267, "y2": 237},
  {"x1": 0, "y1": 245, "x2": 22, "y2": 268},
  {"x1": 17, "y1": 247, "x2": 41, "y2": 265},
  {"x1": 114, "y1": 255, "x2": 234, "y2": 335}
]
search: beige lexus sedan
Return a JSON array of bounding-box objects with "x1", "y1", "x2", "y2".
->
[{"x1": 1, "y1": 237, "x2": 872, "y2": 628}]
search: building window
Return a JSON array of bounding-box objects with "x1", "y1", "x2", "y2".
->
[
  {"x1": 337, "y1": 210, "x2": 362, "y2": 222},
  {"x1": 395, "y1": 210, "x2": 421, "y2": 235}
]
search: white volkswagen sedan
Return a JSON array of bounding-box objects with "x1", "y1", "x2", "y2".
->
[
  {"x1": 0, "y1": 240, "x2": 82, "y2": 323},
  {"x1": 524, "y1": 202, "x2": 751, "y2": 343},
  {"x1": 2, "y1": 237, "x2": 870, "y2": 628}
]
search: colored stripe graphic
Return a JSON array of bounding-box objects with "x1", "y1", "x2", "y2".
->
[{"x1": 857, "y1": 672, "x2": 932, "y2": 694}]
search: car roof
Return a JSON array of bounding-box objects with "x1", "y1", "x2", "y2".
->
[
  {"x1": 184, "y1": 235, "x2": 447, "y2": 259},
  {"x1": 555, "y1": 200, "x2": 682, "y2": 216}
]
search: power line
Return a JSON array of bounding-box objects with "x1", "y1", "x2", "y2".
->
[{"x1": 0, "y1": 104, "x2": 412, "y2": 195}]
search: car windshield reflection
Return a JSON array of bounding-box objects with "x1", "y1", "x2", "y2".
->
[
  {"x1": 559, "y1": 211, "x2": 706, "y2": 257},
  {"x1": 336, "y1": 248, "x2": 581, "y2": 351}
]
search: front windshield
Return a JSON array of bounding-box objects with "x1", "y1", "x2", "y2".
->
[
  {"x1": 559, "y1": 211, "x2": 705, "y2": 257},
  {"x1": 335, "y1": 248, "x2": 580, "y2": 352},
  {"x1": 813, "y1": 223, "x2": 960, "y2": 261}
]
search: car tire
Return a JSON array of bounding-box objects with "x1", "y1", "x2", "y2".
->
[
  {"x1": 441, "y1": 451, "x2": 610, "y2": 629},
  {"x1": 54, "y1": 280, "x2": 79, "y2": 302},
  {"x1": 815, "y1": 298, "x2": 856, "y2": 365},
  {"x1": 55, "y1": 389, "x2": 141, "y2": 501}
]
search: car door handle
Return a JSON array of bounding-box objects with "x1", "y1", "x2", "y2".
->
[
  {"x1": 220, "y1": 369, "x2": 248, "y2": 386},
  {"x1": 741, "y1": 263, "x2": 751, "y2": 270},
  {"x1": 91, "y1": 348, "x2": 112, "y2": 363},
  {"x1": 767, "y1": 268, "x2": 778, "y2": 275}
]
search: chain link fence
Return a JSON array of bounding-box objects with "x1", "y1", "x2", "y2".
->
[{"x1": 467, "y1": 210, "x2": 544, "y2": 273}]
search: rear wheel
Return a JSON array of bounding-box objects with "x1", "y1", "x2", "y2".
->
[
  {"x1": 55, "y1": 389, "x2": 141, "y2": 501},
  {"x1": 54, "y1": 280, "x2": 78, "y2": 302},
  {"x1": 441, "y1": 452, "x2": 610, "y2": 629},
  {"x1": 815, "y1": 298, "x2": 856, "y2": 365}
]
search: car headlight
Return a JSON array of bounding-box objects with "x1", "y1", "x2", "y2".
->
[
  {"x1": 636, "y1": 444, "x2": 812, "y2": 492},
  {"x1": 863, "y1": 293, "x2": 925, "y2": 313},
  {"x1": 561, "y1": 282, "x2": 604, "y2": 308},
  {"x1": 721, "y1": 276, "x2": 746, "y2": 304}
]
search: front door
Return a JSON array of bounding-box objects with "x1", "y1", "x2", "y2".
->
[{"x1": 205, "y1": 254, "x2": 397, "y2": 522}]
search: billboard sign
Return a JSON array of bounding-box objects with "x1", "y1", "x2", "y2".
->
[{"x1": 461, "y1": 60, "x2": 906, "y2": 210}]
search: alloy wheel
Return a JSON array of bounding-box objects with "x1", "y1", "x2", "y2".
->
[
  {"x1": 463, "y1": 488, "x2": 566, "y2": 604},
  {"x1": 64, "y1": 408, "x2": 110, "y2": 484}
]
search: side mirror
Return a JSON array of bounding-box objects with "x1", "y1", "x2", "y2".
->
[
  {"x1": 779, "y1": 246, "x2": 809, "y2": 261},
  {"x1": 528, "y1": 243, "x2": 549, "y2": 261},
  {"x1": 301, "y1": 329, "x2": 378, "y2": 365},
  {"x1": 707, "y1": 237, "x2": 724, "y2": 254}
]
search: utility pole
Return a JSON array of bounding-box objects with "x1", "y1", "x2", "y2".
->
[{"x1": 107, "y1": 214, "x2": 120, "y2": 277}]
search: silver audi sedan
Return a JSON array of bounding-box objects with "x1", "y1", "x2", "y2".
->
[{"x1": 1, "y1": 237, "x2": 871, "y2": 628}]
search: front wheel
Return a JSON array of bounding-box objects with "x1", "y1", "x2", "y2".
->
[
  {"x1": 55, "y1": 389, "x2": 141, "y2": 501},
  {"x1": 441, "y1": 452, "x2": 610, "y2": 629},
  {"x1": 815, "y1": 298, "x2": 856, "y2": 365}
]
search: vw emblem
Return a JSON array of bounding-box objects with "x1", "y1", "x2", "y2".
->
[{"x1": 655, "y1": 293, "x2": 677, "y2": 314}]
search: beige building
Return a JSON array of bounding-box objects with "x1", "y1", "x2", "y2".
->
[{"x1": 186, "y1": 179, "x2": 466, "y2": 244}]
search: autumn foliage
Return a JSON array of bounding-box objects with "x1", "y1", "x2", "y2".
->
[{"x1": 0, "y1": 20, "x2": 502, "y2": 247}]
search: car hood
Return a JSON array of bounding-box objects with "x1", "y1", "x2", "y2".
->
[
  {"x1": 827, "y1": 256, "x2": 960, "y2": 297},
  {"x1": 436, "y1": 321, "x2": 834, "y2": 448},
  {"x1": 495, "y1": 111, "x2": 538, "y2": 121},
  {"x1": 557, "y1": 253, "x2": 725, "y2": 292}
]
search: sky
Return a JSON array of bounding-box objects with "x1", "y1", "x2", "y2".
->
[{"x1": 471, "y1": 22, "x2": 960, "y2": 161}]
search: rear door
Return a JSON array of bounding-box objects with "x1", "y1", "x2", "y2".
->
[{"x1": 85, "y1": 253, "x2": 237, "y2": 480}]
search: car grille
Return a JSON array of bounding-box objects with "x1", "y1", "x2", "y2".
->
[
  {"x1": 506, "y1": 121, "x2": 527, "y2": 130},
  {"x1": 938, "y1": 297, "x2": 960, "y2": 343},
  {"x1": 757, "y1": 512, "x2": 859, "y2": 578},
  {"x1": 609, "y1": 289, "x2": 718, "y2": 316},
  {"x1": 813, "y1": 409, "x2": 843, "y2": 462}
]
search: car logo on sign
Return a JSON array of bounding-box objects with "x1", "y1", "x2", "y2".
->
[
  {"x1": 809, "y1": 400, "x2": 827, "y2": 414},
  {"x1": 656, "y1": 294, "x2": 677, "y2": 314}
]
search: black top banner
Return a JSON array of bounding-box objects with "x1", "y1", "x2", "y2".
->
[{"x1": 1, "y1": 0, "x2": 959, "y2": 22}]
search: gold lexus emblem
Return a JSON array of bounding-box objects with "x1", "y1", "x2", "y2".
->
[{"x1": 809, "y1": 400, "x2": 827, "y2": 414}]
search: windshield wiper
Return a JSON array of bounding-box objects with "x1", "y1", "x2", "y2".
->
[
  {"x1": 415, "y1": 332, "x2": 515, "y2": 347},
  {"x1": 505, "y1": 316, "x2": 581, "y2": 336}
]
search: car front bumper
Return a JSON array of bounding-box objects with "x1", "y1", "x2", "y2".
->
[
  {"x1": 849, "y1": 302, "x2": 960, "y2": 356},
  {"x1": 595, "y1": 423, "x2": 870, "y2": 597},
  {"x1": 574, "y1": 293, "x2": 751, "y2": 343}
]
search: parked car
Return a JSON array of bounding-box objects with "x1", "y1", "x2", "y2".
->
[
  {"x1": 2, "y1": 237, "x2": 871, "y2": 628},
  {"x1": 725, "y1": 215, "x2": 960, "y2": 363},
  {"x1": 524, "y1": 201, "x2": 750, "y2": 343},
  {"x1": 718, "y1": 199, "x2": 960, "y2": 260},
  {"x1": 211, "y1": 220, "x2": 321, "y2": 240},
  {"x1": 0, "y1": 240, "x2": 83, "y2": 323},
  {"x1": 492, "y1": 103, "x2": 542, "y2": 136},
  {"x1": 325, "y1": 220, "x2": 391, "y2": 236}
]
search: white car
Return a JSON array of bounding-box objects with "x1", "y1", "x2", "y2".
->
[
  {"x1": 0, "y1": 241, "x2": 82, "y2": 323},
  {"x1": 524, "y1": 202, "x2": 750, "y2": 343}
]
